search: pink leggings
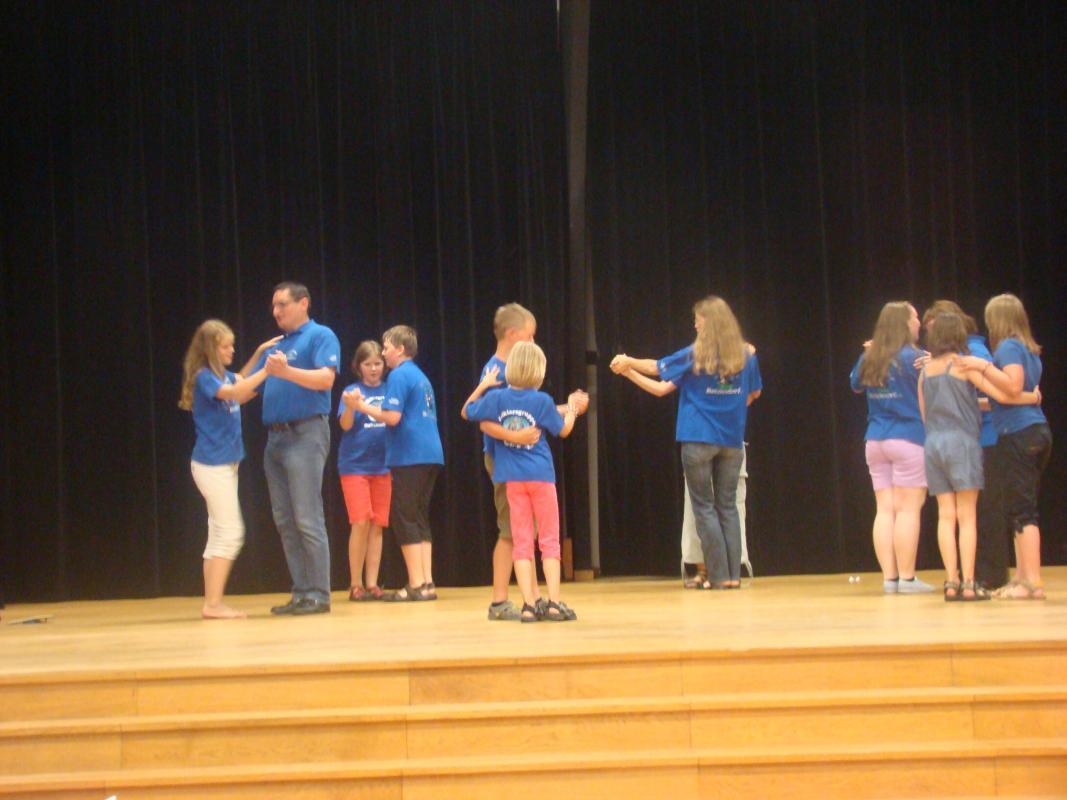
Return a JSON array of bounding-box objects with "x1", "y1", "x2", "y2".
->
[{"x1": 505, "y1": 481, "x2": 561, "y2": 561}]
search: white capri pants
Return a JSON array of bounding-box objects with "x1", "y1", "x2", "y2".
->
[
  {"x1": 190, "y1": 461, "x2": 245, "y2": 560},
  {"x1": 681, "y1": 444, "x2": 751, "y2": 576}
]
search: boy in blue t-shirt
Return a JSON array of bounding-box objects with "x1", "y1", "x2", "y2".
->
[
  {"x1": 351, "y1": 325, "x2": 443, "y2": 602},
  {"x1": 463, "y1": 303, "x2": 588, "y2": 621},
  {"x1": 464, "y1": 342, "x2": 580, "y2": 622}
]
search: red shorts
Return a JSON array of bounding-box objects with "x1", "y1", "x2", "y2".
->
[{"x1": 340, "y1": 473, "x2": 391, "y2": 527}]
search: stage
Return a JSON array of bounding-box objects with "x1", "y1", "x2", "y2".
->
[{"x1": 2, "y1": 570, "x2": 1066, "y2": 798}]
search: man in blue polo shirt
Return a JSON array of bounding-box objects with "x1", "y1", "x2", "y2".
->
[{"x1": 259, "y1": 281, "x2": 340, "y2": 615}]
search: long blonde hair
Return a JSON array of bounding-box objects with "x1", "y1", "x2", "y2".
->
[
  {"x1": 692, "y1": 296, "x2": 746, "y2": 378},
  {"x1": 985, "y1": 293, "x2": 1041, "y2": 354},
  {"x1": 179, "y1": 320, "x2": 234, "y2": 410},
  {"x1": 858, "y1": 302, "x2": 913, "y2": 387}
]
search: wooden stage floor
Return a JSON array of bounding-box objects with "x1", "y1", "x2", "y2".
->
[{"x1": 3, "y1": 568, "x2": 1066, "y2": 679}]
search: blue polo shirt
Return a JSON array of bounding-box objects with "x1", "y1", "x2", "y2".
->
[
  {"x1": 383, "y1": 360, "x2": 445, "y2": 467},
  {"x1": 849, "y1": 346, "x2": 925, "y2": 445},
  {"x1": 337, "y1": 382, "x2": 388, "y2": 476},
  {"x1": 191, "y1": 368, "x2": 244, "y2": 465},
  {"x1": 257, "y1": 320, "x2": 340, "y2": 425},
  {"x1": 465, "y1": 387, "x2": 564, "y2": 483},
  {"x1": 478, "y1": 355, "x2": 508, "y2": 456},
  {"x1": 657, "y1": 346, "x2": 762, "y2": 448},
  {"x1": 990, "y1": 338, "x2": 1046, "y2": 436},
  {"x1": 967, "y1": 334, "x2": 997, "y2": 448}
]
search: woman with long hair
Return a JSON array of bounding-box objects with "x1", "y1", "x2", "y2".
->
[
  {"x1": 179, "y1": 320, "x2": 278, "y2": 618},
  {"x1": 959, "y1": 294, "x2": 1051, "y2": 599},
  {"x1": 850, "y1": 302, "x2": 931, "y2": 593},
  {"x1": 611, "y1": 296, "x2": 762, "y2": 589}
]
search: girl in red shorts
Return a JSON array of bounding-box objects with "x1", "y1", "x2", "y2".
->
[{"x1": 339, "y1": 341, "x2": 392, "y2": 601}]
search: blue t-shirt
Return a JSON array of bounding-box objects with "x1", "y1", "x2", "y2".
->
[
  {"x1": 257, "y1": 320, "x2": 341, "y2": 425},
  {"x1": 967, "y1": 334, "x2": 997, "y2": 448},
  {"x1": 657, "y1": 346, "x2": 762, "y2": 449},
  {"x1": 383, "y1": 360, "x2": 445, "y2": 467},
  {"x1": 990, "y1": 338, "x2": 1046, "y2": 436},
  {"x1": 191, "y1": 368, "x2": 244, "y2": 465},
  {"x1": 478, "y1": 355, "x2": 508, "y2": 456},
  {"x1": 849, "y1": 345, "x2": 925, "y2": 446},
  {"x1": 465, "y1": 387, "x2": 565, "y2": 483},
  {"x1": 337, "y1": 381, "x2": 388, "y2": 476}
]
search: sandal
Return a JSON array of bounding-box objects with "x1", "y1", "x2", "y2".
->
[
  {"x1": 420, "y1": 582, "x2": 438, "y2": 601},
  {"x1": 943, "y1": 580, "x2": 961, "y2": 602},
  {"x1": 993, "y1": 579, "x2": 1046, "y2": 600},
  {"x1": 364, "y1": 585, "x2": 385, "y2": 600},
  {"x1": 382, "y1": 585, "x2": 423, "y2": 602},
  {"x1": 960, "y1": 580, "x2": 991, "y2": 602},
  {"x1": 683, "y1": 577, "x2": 704, "y2": 589},
  {"x1": 542, "y1": 600, "x2": 577, "y2": 621},
  {"x1": 349, "y1": 586, "x2": 367, "y2": 602},
  {"x1": 520, "y1": 602, "x2": 541, "y2": 623}
]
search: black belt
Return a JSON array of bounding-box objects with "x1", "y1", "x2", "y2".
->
[{"x1": 268, "y1": 414, "x2": 326, "y2": 433}]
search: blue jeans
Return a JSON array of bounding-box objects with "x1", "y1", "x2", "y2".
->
[
  {"x1": 680, "y1": 442, "x2": 744, "y2": 583},
  {"x1": 264, "y1": 416, "x2": 332, "y2": 603}
]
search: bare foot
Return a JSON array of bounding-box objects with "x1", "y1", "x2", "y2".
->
[{"x1": 202, "y1": 604, "x2": 248, "y2": 619}]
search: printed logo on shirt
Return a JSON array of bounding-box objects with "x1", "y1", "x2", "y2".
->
[
  {"x1": 328, "y1": 354, "x2": 337, "y2": 363},
  {"x1": 362, "y1": 395, "x2": 386, "y2": 429},
  {"x1": 499, "y1": 409, "x2": 536, "y2": 450},
  {"x1": 706, "y1": 377, "x2": 742, "y2": 396},
  {"x1": 286, "y1": 348, "x2": 299, "y2": 360},
  {"x1": 868, "y1": 388, "x2": 902, "y2": 401},
  {"x1": 422, "y1": 386, "x2": 437, "y2": 419}
]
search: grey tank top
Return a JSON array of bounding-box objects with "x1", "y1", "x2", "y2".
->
[{"x1": 922, "y1": 359, "x2": 981, "y2": 438}]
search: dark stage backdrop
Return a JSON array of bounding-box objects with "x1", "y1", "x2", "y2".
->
[
  {"x1": 588, "y1": 1, "x2": 1066, "y2": 578},
  {"x1": 0, "y1": 1, "x2": 581, "y2": 601}
]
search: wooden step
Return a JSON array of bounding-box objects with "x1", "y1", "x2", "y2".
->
[
  {"x1": 2, "y1": 685, "x2": 1065, "y2": 774},
  {"x1": 4, "y1": 638, "x2": 1066, "y2": 722},
  {"x1": 0, "y1": 739, "x2": 1063, "y2": 799}
]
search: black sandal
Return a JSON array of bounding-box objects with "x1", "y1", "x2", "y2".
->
[
  {"x1": 960, "y1": 580, "x2": 991, "y2": 602},
  {"x1": 943, "y1": 580, "x2": 961, "y2": 602},
  {"x1": 542, "y1": 600, "x2": 577, "y2": 621},
  {"x1": 520, "y1": 602, "x2": 540, "y2": 623},
  {"x1": 382, "y1": 585, "x2": 422, "y2": 602}
]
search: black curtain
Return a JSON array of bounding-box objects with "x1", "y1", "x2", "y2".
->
[
  {"x1": 589, "y1": 1, "x2": 1066, "y2": 577},
  {"x1": 0, "y1": 1, "x2": 575, "y2": 601}
]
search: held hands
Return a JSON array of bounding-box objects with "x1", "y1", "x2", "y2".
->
[
  {"x1": 609, "y1": 354, "x2": 630, "y2": 374},
  {"x1": 342, "y1": 387, "x2": 362, "y2": 410},
  {"x1": 265, "y1": 351, "x2": 288, "y2": 376},
  {"x1": 567, "y1": 389, "x2": 590, "y2": 415}
]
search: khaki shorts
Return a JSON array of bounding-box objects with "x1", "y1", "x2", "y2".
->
[{"x1": 484, "y1": 452, "x2": 511, "y2": 541}]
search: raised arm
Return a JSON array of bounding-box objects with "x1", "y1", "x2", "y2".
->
[
  {"x1": 620, "y1": 367, "x2": 677, "y2": 398},
  {"x1": 610, "y1": 354, "x2": 660, "y2": 377},
  {"x1": 460, "y1": 366, "x2": 502, "y2": 420},
  {"x1": 215, "y1": 368, "x2": 269, "y2": 405}
]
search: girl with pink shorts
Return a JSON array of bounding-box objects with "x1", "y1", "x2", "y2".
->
[
  {"x1": 850, "y1": 302, "x2": 932, "y2": 594},
  {"x1": 339, "y1": 341, "x2": 392, "y2": 601},
  {"x1": 463, "y1": 342, "x2": 580, "y2": 622}
]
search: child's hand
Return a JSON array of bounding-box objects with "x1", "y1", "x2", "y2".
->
[
  {"x1": 568, "y1": 390, "x2": 590, "y2": 415},
  {"x1": 255, "y1": 334, "x2": 284, "y2": 355},
  {"x1": 956, "y1": 355, "x2": 989, "y2": 372},
  {"x1": 265, "y1": 351, "x2": 288, "y2": 375},
  {"x1": 609, "y1": 354, "x2": 630, "y2": 374},
  {"x1": 342, "y1": 388, "x2": 360, "y2": 409},
  {"x1": 912, "y1": 350, "x2": 931, "y2": 370},
  {"x1": 510, "y1": 426, "x2": 541, "y2": 446},
  {"x1": 480, "y1": 365, "x2": 503, "y2": 389}
]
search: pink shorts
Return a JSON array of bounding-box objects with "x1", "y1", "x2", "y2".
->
[
  {"x1": 340, "y1": 473, "x2": 391, "y2": 527},
  {"x1": 865, "y1": 439, "x2": 926, "y2": 491}
]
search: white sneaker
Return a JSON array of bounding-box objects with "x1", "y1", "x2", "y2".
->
[
  {"x1": 883, "y1": 578, "x2": 899, "y2": 594},
  {"x1": 897, "y1": 576, "x2": 934, "y2": 594}
]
